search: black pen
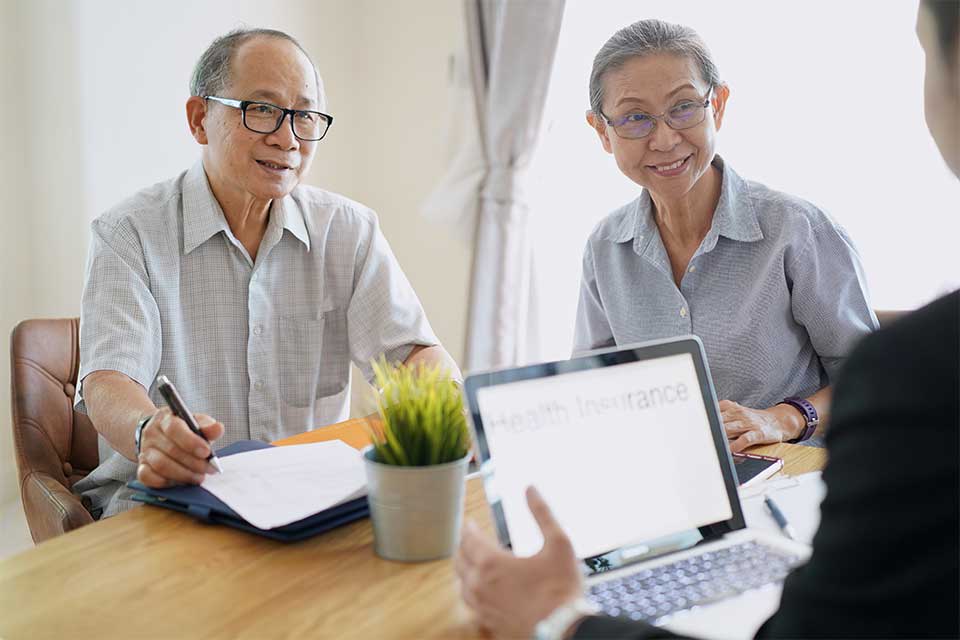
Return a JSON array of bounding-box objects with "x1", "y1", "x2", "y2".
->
[
  {"x1": 156, "y1": 375, "x2": 224, "y2": 473},
  {"x1": 763, "y1": 494, "x2": 796, "y2": 540}
]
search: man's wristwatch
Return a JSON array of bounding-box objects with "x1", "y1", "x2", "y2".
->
[
  {"x1": 134, "y1": 414, "x2": 155, "y2": 456},
  {"x1": 778, "y1": 396, "x2": 819, "y2": 443},
  {"x1": 533, "y1": 598, "x2": 597, "y2": 640}
]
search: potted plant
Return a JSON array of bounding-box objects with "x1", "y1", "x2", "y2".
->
[{"x1": 363, "y1": 358, "x2": 472, "y2": 562}]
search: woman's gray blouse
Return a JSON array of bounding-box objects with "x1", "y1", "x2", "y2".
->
[{"x1": 574, "y1": 155, "x2": 878, "y2": 409}]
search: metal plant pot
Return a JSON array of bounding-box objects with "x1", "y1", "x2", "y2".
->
[{"x1": 362, "y1": 445, "x2": 470, "y2": 562}]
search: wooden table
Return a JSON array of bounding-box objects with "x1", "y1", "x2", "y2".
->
[{"x1": 0, "y1": 442, "x2": 824, "y2": 639}]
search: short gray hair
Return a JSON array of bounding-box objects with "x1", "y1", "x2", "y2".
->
[
  {"x1": 190, "y1": 27, "x2": 318, "y2": 98},
  {"x1": 589, "y1": 19, "x2": 721, "y2": 115}
]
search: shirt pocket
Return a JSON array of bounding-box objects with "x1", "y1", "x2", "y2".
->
[
  {"x1": 278, "y1": 314, "x2": 325, "y2": 408},
  {"x1": 315, "y1": 306, "x2": 350, "y2": 399},
  {"x1": 278, "y1": 306, "x2": 351, "y2": 408}
]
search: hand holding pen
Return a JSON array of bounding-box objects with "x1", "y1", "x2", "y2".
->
[{"x1": 134, "y1": 376, "x2": 225, "y2": 489}]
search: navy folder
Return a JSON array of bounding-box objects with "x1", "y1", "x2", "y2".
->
[{"x1": 128, "y1": 439, "x2": 369, "y2": 542}]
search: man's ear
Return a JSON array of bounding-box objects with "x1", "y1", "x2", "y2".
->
[
  {"x1": 711, "y1": 83, "x2": 730, "y2": 131},
  {"x1": 586, "y1": 109, "x2": 613, "y2": 154},
  {"x1": 186, "y1": 96, "x2": 209, "y2": 145}
]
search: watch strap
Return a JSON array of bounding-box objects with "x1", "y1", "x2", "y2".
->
[
  {"x1": 134, "y1": 413, "x2": 154, "y2": 455},
  {"x1": 779, "y1": 396, "x2": 819, "y2": 443}
]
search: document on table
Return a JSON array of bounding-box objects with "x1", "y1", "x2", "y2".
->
[
  {"x1": 201, "y1": 441, "x2": 367, "y2": 530},
  {"x1": 739, "y1": 471, "x2": 826, "y2": 545}
]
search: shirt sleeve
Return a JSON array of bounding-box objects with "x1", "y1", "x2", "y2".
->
[
  {"x1": 573, "y1": 239, "x2": 616, "y2": 357},
  {"x1": 75, "y1": 218, "x2": 162, "y2": 413},
  {"x1": 346, "y1": 212, "x2": 439, "y2": 382},
  {"x1": 786, "y1": 219, "x2": 878, "y2": 382}
]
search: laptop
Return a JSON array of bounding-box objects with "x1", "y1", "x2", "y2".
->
[{"x1": 463, "y1": 336, "x2": 811, "y2": 640}]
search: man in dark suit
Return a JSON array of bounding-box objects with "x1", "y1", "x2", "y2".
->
[{"x1": 455, "y1": 1, "x2": 960, "y2": 637}]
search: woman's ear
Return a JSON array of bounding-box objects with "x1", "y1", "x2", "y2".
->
[
  {"x1": 711, "y1": 83, "x2": 730, "y2": 130},
  {"x1": 586, "y1": 109, "x2": 614, "y2": 154}
]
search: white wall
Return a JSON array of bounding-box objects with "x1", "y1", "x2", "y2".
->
[
  {"x1": 0, "y1": 0, "x2": 32, "y2": 512},
  {"x1": 0, "y1": 0, "x2": 471, "y2": 509},
  {"x1": 351, "y1": 0, "x2": 473, "y2": 373}
]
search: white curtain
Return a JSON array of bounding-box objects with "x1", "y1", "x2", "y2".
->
[{"x1": 451, "y1": 0, "x2": 565, "y2": 371}]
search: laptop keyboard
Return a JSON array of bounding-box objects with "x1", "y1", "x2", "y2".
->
[{"x1": 587, "y1": 540, "x2": 802, "y2": 623}]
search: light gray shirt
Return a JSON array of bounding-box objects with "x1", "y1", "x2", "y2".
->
[
  {"x1": 574, "y1": 156, "x2": 877, "y2": 410},
  {"x1": 74, "y1": 160, "x2": 437, "y2": 516}
]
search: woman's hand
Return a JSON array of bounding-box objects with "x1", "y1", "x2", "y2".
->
[{"x1": 718, "y1": 400, "x2": 804, "y2": 452}]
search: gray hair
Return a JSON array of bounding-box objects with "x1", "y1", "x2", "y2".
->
[
  {"x1": 589, "y1": 19, "x2": 721, "y2": 115},
  {"x1": 190, "y1": 27, "x2": 319, "y2": 98}
]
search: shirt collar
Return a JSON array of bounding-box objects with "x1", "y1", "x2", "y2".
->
[
  {"x1": 182, "y1": 160, "x2": 231, "y2": 255},
  {"x1": 708, "y1": 155, "x2": 763, "y2": 244},
  {"x1": 610, "y1": 155, "x2": 764, "y2": 256},
  {"x1": 271, "y1": 192, "x2": 311, "y2": 251},
  {"x1": 181, "y1": 160, "x2": 311, "y2": 254}
]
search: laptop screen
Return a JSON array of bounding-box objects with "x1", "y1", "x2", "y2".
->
[{"x1": 468, "y1": 339, "x2": 739, "y2": 560}]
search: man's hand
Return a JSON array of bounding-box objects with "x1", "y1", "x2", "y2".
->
[
  {"x1": 136, "y1": 408, "x2": 224, "y2": 488},
  {"x1": 455, "y1": 486, "x2": 583, "y2": 638},
  {"x1": 719, "y1": 400, "x2": 804, "y2": 452}
]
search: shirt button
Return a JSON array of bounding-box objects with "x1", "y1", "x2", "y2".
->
[
  {"x1": 688, "y1": 265, "x2": 696, "y2": 273},
  {"x1": 251, "y1": 271, "x2": 259, "y2": 281},
  {"x1": 680, "y1": 307, "x2": 687, "y2": 318},
  {"x1": 253, "y1": 325, "x2": 264, "y2": 336},
  {"x1": 254, "y1": 380, "x2": 264, "y2": 391}
]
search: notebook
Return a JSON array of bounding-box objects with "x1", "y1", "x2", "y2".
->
[
  {"x1": 463, "y1": 336, "x2": 811, "y2": 639},
  {"x1": 128, "y1": 440, "x2": 369, "y2": 542}
]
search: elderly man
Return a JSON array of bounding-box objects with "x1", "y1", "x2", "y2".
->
[
  {"x1": 456, "y1": 1, "x2": 959, "y2": 638},
  {"x1": 73, "y1": 28, "x2": 459, "y2": 518}
]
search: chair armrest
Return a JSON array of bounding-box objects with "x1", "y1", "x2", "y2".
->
[{"x1": 20, "y1": 471, "x2": 94, "y2": 544}]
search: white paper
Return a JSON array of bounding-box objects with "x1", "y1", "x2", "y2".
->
[
  {"x1": 200, "y1": 441, "x2": 367, "y2": 530},
  {"x1": 739, "y1": 471, "x2": 826, "y2": 545}
]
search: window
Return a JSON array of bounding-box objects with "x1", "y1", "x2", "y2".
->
[{"x1": 525, "y1": 0, "x2": 960, "y2": 363}]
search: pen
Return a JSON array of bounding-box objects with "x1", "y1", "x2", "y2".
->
[
  {"x1": 156, "y1": 375, "x2": 224, "y2": 474},
  {"x1": 763, "y1": 494, "x2": 796, "y2": 541}
]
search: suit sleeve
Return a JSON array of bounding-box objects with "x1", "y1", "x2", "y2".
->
[
  {"x1": 758, "y1": 291, "x2": 959, "y2": 638},
  {"x1": 574, "y1": 615, "x2": 684, "y2": 639}
]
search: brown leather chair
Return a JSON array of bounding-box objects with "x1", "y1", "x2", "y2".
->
[{"x1": 11, "y1": 318, "x2": 99, "y2": 543}]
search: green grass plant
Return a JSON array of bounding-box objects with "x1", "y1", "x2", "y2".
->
[{"x1": 369, "y1": 358, "x2": 471, "y2": 466}]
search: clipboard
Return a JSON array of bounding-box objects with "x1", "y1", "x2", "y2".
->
[{"x1": 128, "y1": 440, "x2": 369, "y2": 542}]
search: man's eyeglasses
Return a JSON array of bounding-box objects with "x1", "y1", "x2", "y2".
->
[
  {"x1": 600, "y1": 90, "x2": 712, "y2": 140},
  {"x1": 204, "y1": 96, "x2": 333, "y2": 142}
]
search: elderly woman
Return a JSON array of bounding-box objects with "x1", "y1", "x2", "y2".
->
[
  {"x1": 574, "y1": 19, "x2": 877, "y2": 452},
  {"x1": 457, "y1": 3, "x2": 959, "y2": 637}
]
